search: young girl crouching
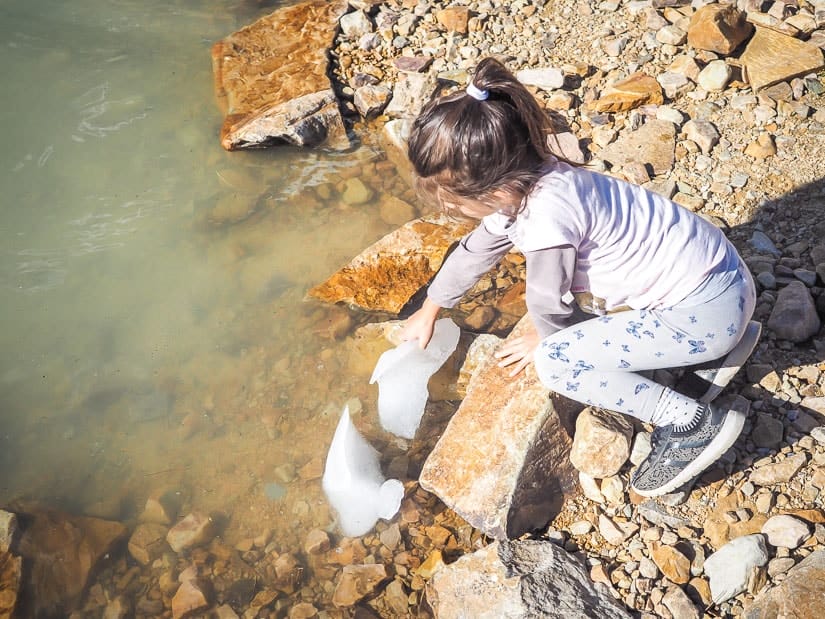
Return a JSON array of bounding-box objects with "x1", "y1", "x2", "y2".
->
[{"x1": 400, "y1": 57, "x2": 760, "y2": 497}]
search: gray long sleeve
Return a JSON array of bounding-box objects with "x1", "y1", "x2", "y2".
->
[
  {"x1": 427, "y1": 221, "x2": 515, "y2": 307},
  {"x1": 427, "y1": 222, "x2": 579, "y2": 339}
]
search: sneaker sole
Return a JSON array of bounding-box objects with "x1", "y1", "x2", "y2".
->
[
  {"x1": 699, "y1": 321, "x2": 762, "y2": 403},
  {"x1": 632, "y1": 407, "x2": 746, "y2": 498}
]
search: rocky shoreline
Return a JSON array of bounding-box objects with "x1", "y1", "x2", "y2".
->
[{"x1": 3, "y1": 0, "x2": 825, "y2": 617}]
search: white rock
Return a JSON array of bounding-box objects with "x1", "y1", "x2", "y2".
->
[
  {"x1": 683, "y1": 119, "x2": 719, "y2": 154},
  {"x1": 340, "y1": 10, "x2": 373, "y2": 39},
  {"x1": 761, "y1": 515, "x2": 811, "y2": 549},
  {"x1": 322, "y1": 405, "x2": 404, "y2": 537},
  {"x1": 697, "y1": 60, "x2": 732, "y2": 91},
  {"x1": 704, "y1": 534, "x2": 769, "y2": 604},
  {"x1": 370, "y1": 318, "x2": 459, "y2": 439},
  {"x1": 656, "y1": 106, "x2": 685, "y2": 125},
  {"x1": 515, "y1": 67, "x2": 565, "y2": 91},
  {"x1": 630, "y1": 431, "x2": 652, "y2": 466},
  {"x1": 579, "y1": 471, "x2": 606, "y2": 504}
]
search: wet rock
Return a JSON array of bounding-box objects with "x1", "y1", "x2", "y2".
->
[
  {"x1": 0, "y1": 511, "x2": 16, "y2": 553},
  {"x1": 570, "y1": 407, "x2": 634, "y2": 478},
  {"x1": 767, "y1": 280, "x2": 821, "y2": 342},
  {"x1": 14, "y1": 509, "x2": 127, "y2": 617},
  {"x1": 166, "y1": 512, "x2": 217, "y2": 553},
  {"x1": 171, "y1": 577, "x2": 209, "y2": 619},
  {"x1": 378, "y1": 195, "x2": 416, "y2": 226},
  {"x1": 704, "y1": 534, "x2": 769, "y2": 604},
  {"x1": 128, "y1": 523, "x2": 168, "y2": 566},
  {"x1": 427, "y1": 540, "x2": 632, "y2": 619},
  {"x1": 211, "y1": 0, "x2": 350, "y2": 150},
  {"x1": 761, "y1": 514, "x2": 811, "y2": 549},
  {"x1": 740, "y1": 27, "x2": 825, "y2": 91},
  {"x1": 332, "y1": 563, "x2": 388, "y2": 607},
  {"x1": 303, "y1": 528, "x2": 330, "y2": 555},
  {"x1": 139, "y1": 490, "x2": 181, "y2": 525},
  {"x1": 599, "y1": 119, "x2": 676, "y2": 176},
  {"x1": 341, "y1": 177, "x2": 373, "y2": 205},
  {"x1": 380, "y1": 118, "x2": 414, "y2": 187},
  {"x1": 420, "y1": 316, "x2": 577, "y2": 540},
  {"x1": 589, "y1": 72, "x2": 664, "y2": 113},
  {"x1": 0, "y1": 551, "x2": 22, "y2": 619},
  {"x1": 308, "y1": 215, "x2": 473, "y2": 313},
  {"x1": 687, "y1": 4, "x2": 753, "y2": 54},
  {"x1": 102, "y1": 596, "x2": 131, "y2": 619},
  {"x1": 744, "y1": 548, "x2": 825, "y2": 618},
  {"x1": 463, "y1": 305, "x2": 497, "y2": 331}
]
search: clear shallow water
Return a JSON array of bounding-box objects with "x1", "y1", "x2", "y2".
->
[{"x1": 0, "y1": 0, "x2": 414, "y2": 542}]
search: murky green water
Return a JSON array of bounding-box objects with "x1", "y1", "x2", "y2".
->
[{"x1": 1, "y1": 0, "x2": 415, "y2": 543}]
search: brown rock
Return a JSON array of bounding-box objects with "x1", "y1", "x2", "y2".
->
[
  {"x1": 211, "y1": 0, "x2": 350, "y2": 150},
  {"x1": 128, "y1": 523, "x2": 168, "y2": 566},
  {"x1": 0, "y1": 511, "x2": 16, "y2": 553},
  {"x1": 303, "y1": 529, "x2": 330, "y2": 555},
  {"x1": 166, "y1": 512, "x2": 217, "y2": 553},
  {"x1": 649, "y1": 542, "x2": 691, "y2": 584},
  {"x1": 740, "y1": 27, "x2": 825, "y2": 91},
  {"x1": 569, "y1": 408, "x2": 634, "y2": 478},
  {"x1": 462, "y1": 305, "x2": 497, "y2": 331},
  {"x1": 687, "y1": 4, "x2": 753, "y2": 54},
  {"x1": 332, "y1": 564, "x2": 388, "y2": 607},
  {"x1": 435, "y1": 6, "x2": 471, "y2": 34},
  {"x1": 589, "y1": 72, "x2": 663, "y2": 113},
  {"x1": 744, "y1": 548, "x2": 825, "y2": 619},
  {"x1": 14, "y1": 509, "x2": 127, "y2": 616},
  {"x1": 171, "y1": 578, "x2": 209, "y2": 619},
  {"x1": 744, "y1": 132, "x2": 777, "y2": 159},
  {"x1": 704, "y1": 490, "x2": 769, "y2": 550},
  {"x1": 427, "y1": 540, "x2": 631, "y2": 618},
  {"x1": 380, "y1": 119, "x2": 414, "y2": 188},
  {"x1": 419, "y1": 316, "x2": 578, "y2": 540},
  {"x1": 599, "y1": 119, "x2": 676, "y2": 176},
  {"x1": 0, "y1": 551, "x2": 22, "y2": 619},
  {"x1": 307, "y1": 215, "x2": 473, "y2": 313},
  {"x1": 139, "y1": 490, "x2": 181, "y2": 525}
]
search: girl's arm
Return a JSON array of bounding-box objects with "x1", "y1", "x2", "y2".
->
[
  {"x1": 401, "y1": 220, "x2": 514, "y2": 348},
  {"x1": 495, "y1": 245, "x2": 577, "y2": 376}
]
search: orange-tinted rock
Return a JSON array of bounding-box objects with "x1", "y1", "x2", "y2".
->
[
  {"x1": 419, "y1": 316, "x2": 578, "y2": 540},
  {"x1": 128, "y1": 523, "x2": 168, "y2": 566},
  {"x1": 211, "y1": 0, "x2": 350, "y2": 150},
  {"x1": 332, "y1": 563, "x2": 388, "y2": 607},
  {"x1": 0, "y1": 551, "x2": 22, "y2": 619},
  {"x1": 687, "y1": 4, "x2": 753, "y2": 54},
  {"x1": 308, "y1": 215, "x2": 473, "y2": 313},
  {"x1": 588, "y1": 72, "x2": 663, "y2": 113},
  {"x1": 744, "y1": 549, "x2": 825, "y2": 619},
  {"x1": 740, "y1": 27, "x2": 825, "y2": 91},
  {"x1": 435, "y1": 6, "x2": 471, "y2": 34},
  {"x1": 15, "y1": 509, "x2": 127, "y2": 616}
]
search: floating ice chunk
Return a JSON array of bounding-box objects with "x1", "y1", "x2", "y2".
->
[
  {"x1": 370, "y1": 318, "x2": 460, "y2": 439},
  {"x1": 322, "y1": 405, "x2": 404, "y2": 537}
]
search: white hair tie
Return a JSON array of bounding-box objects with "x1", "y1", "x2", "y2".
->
[{"x1": 466, "y1": 82, "x2": 489, "y2": 101}]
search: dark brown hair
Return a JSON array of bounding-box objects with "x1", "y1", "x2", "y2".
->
[{"x1": 407, "y1": 57, "x2": 566, "y2": 213}]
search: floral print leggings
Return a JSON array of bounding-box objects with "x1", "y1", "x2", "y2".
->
[{"x1": 533, "y1": 270, "x2": 757, "y2": 425}]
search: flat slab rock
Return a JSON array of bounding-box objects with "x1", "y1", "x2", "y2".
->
[
  {"x1": 741, "y1": 26, "x2": 825, "y2": 91},
  {"x1": 427, "y1": 539, "x2": 631, "y2": 619},
  {"x1": 308, "y1": 215, "x2": 473, "y2": 314},
  {"x1": 211, "y1": 0, "x2": 350, "y2": 150},
  {"x1": 419, "y1": 316, "x2": 578, "y2": 540}
]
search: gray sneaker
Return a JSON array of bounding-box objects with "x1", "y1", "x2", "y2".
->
[
  {"x1": 630, "y1": 402, "x2": 747, "y2": 497},
  {"x1": 694, "y1": 320, "x2": 762, "y2": 403}
]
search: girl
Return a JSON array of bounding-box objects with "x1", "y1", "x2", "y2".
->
[{"x1": 400, "y1": 57, "x2": 760, "y2": 498}]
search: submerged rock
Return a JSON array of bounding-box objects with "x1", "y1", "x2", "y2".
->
[{"x1": 211, "y1": 0, "x2": 350, "y2": 150}]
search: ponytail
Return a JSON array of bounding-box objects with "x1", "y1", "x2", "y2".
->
[{"x1": 407, "y1": 57, "x2": 567, "y2": 212}]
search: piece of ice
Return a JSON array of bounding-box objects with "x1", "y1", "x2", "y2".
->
[
  {"x1": 369, "y1": 318, "x2": 460, "y2": 439},
  {"x1": 322, "y1": 405, "x2": 404, "y2": 537}
]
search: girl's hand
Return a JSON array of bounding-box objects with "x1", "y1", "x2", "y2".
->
[
  {"x1": 494, "y1": 326, "x2": 540, "y2": 377},
  {"x1": 400, "y1": 298, "x2": 441, "y2": 349}
]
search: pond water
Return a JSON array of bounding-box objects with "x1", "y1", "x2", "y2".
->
[{"x1": 0, "y1": 0, "x2": 421, "y2": 547}]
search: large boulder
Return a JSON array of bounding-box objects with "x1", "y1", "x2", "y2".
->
[
  {"x1": 308, "y1": 215, "x2": 473, "y2": 314},
  {"x1": 13, "y1": 508, "x2": 127, "y2": 617},
  {"x1": 687, "y1": 4, "x2": 753, "y2": 54},
  {"x1": 419, "y1": 316, "x2": 578, "y2": 540},
  {"x1": 427, "y1": 540, "x2": 632, "y2": 618},
  {"x1": 0, "y1": 551, "x2": 22, "y2": 619},
  {"x1": 211, "y1": 0, "x2": 350, "y2": 150},
  {"x1": 740, "y1": 27, "x2": 825, "y2": 91}
]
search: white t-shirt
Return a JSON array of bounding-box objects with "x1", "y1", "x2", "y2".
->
[{"x1": 428, "y1": 162, "x2": 743, "y2": 336}]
